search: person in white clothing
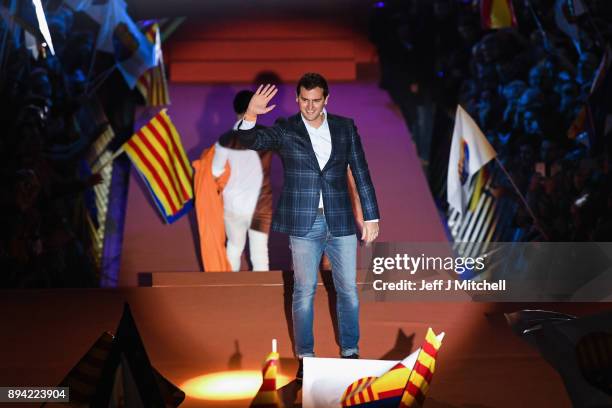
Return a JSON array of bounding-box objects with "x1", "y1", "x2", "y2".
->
[{"x1": 211, "y1": 90, "x2": 273, "y2": 271}]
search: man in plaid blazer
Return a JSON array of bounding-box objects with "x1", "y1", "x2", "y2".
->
[{"x1": 237, "y1": 73, "x2": 380, "y2": 379}]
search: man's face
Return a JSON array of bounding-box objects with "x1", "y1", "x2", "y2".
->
[{"x1": 297, "y1": 86, "x2": 328, "y2": 123}]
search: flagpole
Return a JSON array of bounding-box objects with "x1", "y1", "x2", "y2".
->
[
  {"x1": 0, "y1": 19, "x2": 10, "y2": 77},
  {"x1": 494, "y1": 157, "x2": 550, "y2": 241},
  {"x1": 83, "y1": 24, "x2": 100, "y2": 95},
  {"x1": 92, "y1": 145, "x2": 125, "y2": 173},
  {"x1": 0, "y1": 0, "x2": 16, "y2": 78},
  {"x1": 0, "y1": 40, "x2": 9, "y2": 83},
  {"x1": 582, "y1": 2, "x2": 608, "y2": 50},
  {"x1": 526, "y1": 0, "x2": 552, "y2": 53},
  {"x1": 85, "y1": 65, "x2": 117, "y2": 98}
]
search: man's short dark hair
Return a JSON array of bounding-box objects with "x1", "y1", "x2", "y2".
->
[
  {"x1": 296, "y1": 72, "x2": 329, "y2": 98},
  {"x1": 233, "y1": 90, "x2": 254, "y2": 115}
]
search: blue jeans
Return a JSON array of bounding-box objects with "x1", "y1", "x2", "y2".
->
[{"x1": 289, "y1": 214, "x2": 359, "y2": 358}]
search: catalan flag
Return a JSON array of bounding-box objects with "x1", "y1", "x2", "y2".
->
[
  {"x1": 123, "y1": 109, "x2": 193, "y2": 223},
  {"x1": 341, "y1": 361, "x2": 410, "y2": 407},
  {"x1": 250, "y1": 340, "x2": 281, "y2": 407},
  {"x1": 481, "y1": 0, "x2": 517, "y2": 30},
  {"x1": 136, "y1": 23, "x2": 170, "y2": 106},
  {"x1": 398, "y1": 328, "x2": 443, "y2": 407},
  {"x1": 340, "y1": 329, "x2": 444, "y2": 408}
]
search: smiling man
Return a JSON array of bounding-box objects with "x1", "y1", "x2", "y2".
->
[{"x1": 236, "y1": 73, "x2": 380, "y2": 380}]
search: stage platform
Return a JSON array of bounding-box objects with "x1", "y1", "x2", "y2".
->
[
  {"x1": 1, "y1": 271, "x2": 607, "y2": 407},
  {"x1": 120, "y1": 80, "x2": 449, "y2": 286}
]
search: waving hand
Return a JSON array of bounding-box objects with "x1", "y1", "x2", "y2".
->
[{"x1": 245, "y1": 84, "x2": 278, "y2": 120}]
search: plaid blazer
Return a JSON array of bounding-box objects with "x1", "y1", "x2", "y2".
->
[{"x1": 237, "y1": 113, "x2": 379, "y2": 237}]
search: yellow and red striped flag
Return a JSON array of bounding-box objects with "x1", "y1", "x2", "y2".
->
[
  {"x1": 250, "y1": 339, "x2": 281, "y2": 407},
  {"x1": 481, "y1": 0, "x2": 517, "y2": 30},
  {"x1": 341, "y1": 361, "x2": 411, "y2": 406},
  {"x1": 123, "y1": 109, "x2": 193, "y2": 223},
  {"x1": 340, "y1": 329, "x2": 444, "y2": 407},
  {"x1": 136, "y1": 22, "x2": 170, "y2": 106},
  {"x1": 398, "y1": 328, "x2": 444, "y2": 408}
]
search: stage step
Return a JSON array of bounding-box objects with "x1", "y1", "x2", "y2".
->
[
  {"x1": 170, "y1": 60, "x2": 356, "y2": 83},
  {"x1": 168, "y1": 39, "x2": 356, "y2": 61},
  {"x1": 165, "y1": 18, "x2": 375, "y2": 83},
  {"x1": 143, "y1": 270, "x2": 370, "y2": 287}
]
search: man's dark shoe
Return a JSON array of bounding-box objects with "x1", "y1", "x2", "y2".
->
[
  {"x1": 296, "y1": 359, "x2": 303, "y2": 382},
  {"x1": 341, "y1": 353, "x2": 360, "y2": 359}
]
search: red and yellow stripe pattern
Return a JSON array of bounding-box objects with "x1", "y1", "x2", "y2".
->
[
  {"x1": 341, "y1": 360, "x2": 412, "y2": 407},
  {"x1": 136, "y1": 23, "x2": 170, "y2": 106},
  {"x1": 123, "y1": 109, "x2": 193, "y2": 223},
  {"x1": 399, "y1": 328, "x2": 443, "y2": 407},
  {"x1": 340, "y1": 328, "x2": 443, "y2": 407},
  {"x1": 250, "y1": 350, "x2": 281, "y2": 407},
  {"x1": 341, "y1": 376, "x2": 378, "y2": 406}
]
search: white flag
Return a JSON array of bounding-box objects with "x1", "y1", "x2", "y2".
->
[
  {"x1": 31, "y1": 0, "x2": 54, "y2": 55},
  {"x1": 447, "y1": 105, "x2": 496, "y2": 214},
  {"x1": 24, "y1": 30, "x2": 39, "y2": 59}
]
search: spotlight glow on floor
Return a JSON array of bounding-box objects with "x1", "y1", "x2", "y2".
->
[{"x1": 181, "y1": 370, "x2": 292, "y2": 401}]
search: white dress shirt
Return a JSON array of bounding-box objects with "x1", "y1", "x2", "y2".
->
[{"x1": 302, "y1": 109, "x2": 331, "y2": 208}]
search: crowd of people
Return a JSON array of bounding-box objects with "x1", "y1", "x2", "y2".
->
[
  {"x1": 370, "y1": 0, "x2": 612, "y2": 241},
  {"x1": 0, "y1": 3, "x2": 132, "y2": 287}
]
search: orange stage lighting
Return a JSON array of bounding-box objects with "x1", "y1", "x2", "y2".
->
[{"x1": 181, "y1": 370, "x2": 292, "y2": 401}]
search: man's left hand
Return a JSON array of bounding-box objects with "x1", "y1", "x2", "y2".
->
[{"x1": 361, "y1": 221, "x2": 379, "y2": 245}]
